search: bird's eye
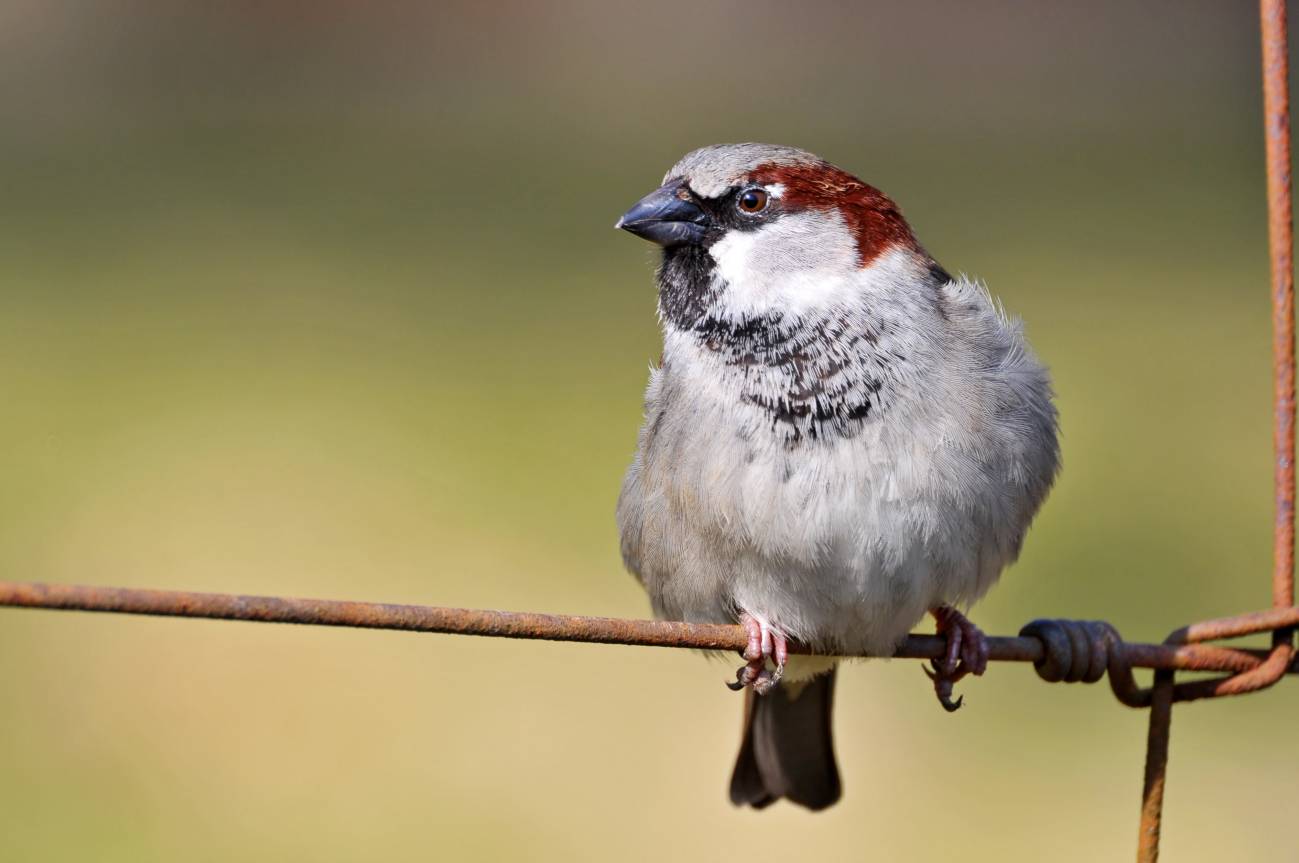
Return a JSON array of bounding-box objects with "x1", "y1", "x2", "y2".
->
[{"x1": 737, "y1": 188, "x2": 769, "y2": 214}]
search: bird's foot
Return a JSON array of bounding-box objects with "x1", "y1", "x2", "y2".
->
[
  {"x1": 726, "y1": 613, "x2": 787, "y2": 695},
  {"x1": 924, "y1": 605, "x2": 989, "y2": 712}
]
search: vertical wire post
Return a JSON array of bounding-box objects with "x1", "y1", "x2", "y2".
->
[
  {"x1": 1262, "y1": 0, "x2": 1295, "y2": 613},
  {"x1": 1136, "y1": 670, "x2": 1174, "y2": 863},
  {"x1": 1136, "y1": 4, "x2": 1292, "y2": 859}
]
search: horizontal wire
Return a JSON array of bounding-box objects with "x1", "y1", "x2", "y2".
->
[{"x1": 1, "y1": 580, "x2": 1295, "y2": 677}]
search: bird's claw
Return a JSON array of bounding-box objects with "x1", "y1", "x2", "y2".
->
[
  {"x1": 728, "y1": 613, "x2": 787, "y2": 695},
  {"x1": 729, "y1": 660, "x2": 783, "y2": 694},
  {"x1": 925, "y1": 605, "x2": 988, "y2": 712},
  {"x1": 924, "y1": 661, "x2": 967, "y2": 712}
]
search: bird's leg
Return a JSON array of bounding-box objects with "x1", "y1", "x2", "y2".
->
[
  {"x1": 726, "y1": 613, "x2": 787, "y2": 695},
  {"x1": 924, "y1": 605, "x2": 990, "y2": 712}
]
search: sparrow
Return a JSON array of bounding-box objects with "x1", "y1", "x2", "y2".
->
[{"x1": 614, "y1": 143, "x2": 1059, "y2": 811}]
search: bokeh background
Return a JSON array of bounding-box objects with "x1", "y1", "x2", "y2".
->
[{"x1": 1, "y1": 1, "x2": 1295, "y2": 860}]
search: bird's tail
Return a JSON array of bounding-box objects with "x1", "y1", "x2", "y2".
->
[{"x1": 729, "y1": 666, "x2": 841, "y2": 811}]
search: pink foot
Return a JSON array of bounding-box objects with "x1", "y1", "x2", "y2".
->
[
  {"x1": 924, "y1": 605, "x2": 989, "y2": 712},
  {"x1": 726, "y1": 613, "x2": 788, "y2": 695}
]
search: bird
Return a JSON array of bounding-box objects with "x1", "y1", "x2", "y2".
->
[{"x1": 614, "y1": 143, "x2": 1059, "y2": 811}]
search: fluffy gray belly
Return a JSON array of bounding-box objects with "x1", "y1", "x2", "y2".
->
[{"x1": 616, "y1": 375, "x2": 1019, "y2": 658}]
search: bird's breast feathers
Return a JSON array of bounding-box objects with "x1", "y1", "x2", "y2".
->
[{"x1": 617, "y1": 254, "x2": 1058, "y2": 651}]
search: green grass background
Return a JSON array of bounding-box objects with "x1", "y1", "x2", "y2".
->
[{"x1": 0, "y1": 2, "x2": 1295, "y2": 860}]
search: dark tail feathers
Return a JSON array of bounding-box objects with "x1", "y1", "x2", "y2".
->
[{"x1": 729, "y1": 667, "x2": 841, "y2": 811}]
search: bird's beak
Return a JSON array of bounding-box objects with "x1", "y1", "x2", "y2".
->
[{"x1": 615, "y1": 182, "x2": 709, "y2": 247}]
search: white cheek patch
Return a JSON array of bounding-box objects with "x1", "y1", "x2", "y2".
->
[{"x1": 708, "y1": 211, "x2": 861, "y2": 317}]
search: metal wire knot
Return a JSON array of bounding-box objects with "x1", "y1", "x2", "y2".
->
[{"x1": 1019, "y1": 618, "x2": 1123, "y2": 684}]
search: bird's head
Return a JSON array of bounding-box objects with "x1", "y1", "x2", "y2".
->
[{"x1": 617, "y1": 143, "x2": 938, "y2": 329}]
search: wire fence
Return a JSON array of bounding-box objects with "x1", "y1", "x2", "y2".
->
[{"x1": 0, "y1": 4, "x2": 1294, "y2": 860}]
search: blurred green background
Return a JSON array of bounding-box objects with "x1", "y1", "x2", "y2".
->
[{"x1": 1, "y1": 1, "x2": 1295, "y2": 860}]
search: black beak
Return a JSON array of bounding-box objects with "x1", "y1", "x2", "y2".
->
[{"x1": 615, "y1": 182, "x2": 709, "y2": 247}]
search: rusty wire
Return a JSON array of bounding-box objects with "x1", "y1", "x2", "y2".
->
[
  {"x1": 0, "y1": 6, "x2": 1293, "y2": 862},
  {"x1": 1135, "y1": 3, "x2": 1298, "y2": 861},
  {"x1": 1, "y1": 581, "x2": 1297, "y2": 678},
  {"x1": 1266, "y1": 0, "x2": 1296, "y2": 617}
]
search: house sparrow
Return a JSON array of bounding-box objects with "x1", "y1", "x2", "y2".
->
[{"x1": 615, "y1": 143, "x2": 1059, "y2": 811}]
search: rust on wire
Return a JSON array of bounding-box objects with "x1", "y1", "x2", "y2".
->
[
  {"x1": 1136, "y1": 3, "x2": 1298, "y2": 859},
  {"x1": 1137, "y1": 670, "x2": 1174, "y2": 863},
  {"x1": 1, "y1": 581, "x2": 1298, "y2": 680},
  {"x1": 0, "y1": 580, "x2": 752, "y2": 652},
  {"x1": 1264, "y1": 0, "x2": 1296, "y2": 615},
  {"x1": 1166, "y1": 605, "x2": 1299, "y2": 644}
]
